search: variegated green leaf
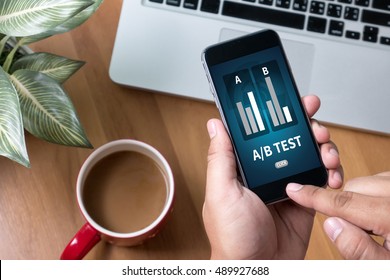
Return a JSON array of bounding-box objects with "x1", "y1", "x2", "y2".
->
[
  {"x1": 10, "y1": 52, "x2": 85, "y2": 84},
  {"x1": 10, "y1": 69, "x2": 92, "y2": 148},
  {"x1": 0, "y1": 0, "x2": 94, "y2": 37},
  {"x1": 0, "y1": 66, "x2": 29, "y2": 167},
  {"x1": 18, "y1": 0, "x2": 103, "y2": 45},
  {"x1": 17, "y1": 33, "x2": 52, "y2": 46},
  {"x1": 48, "y1": 0, "x2": 103, "y2": 34}
]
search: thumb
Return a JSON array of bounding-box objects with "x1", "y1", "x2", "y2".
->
[
  {"x1": 324, "y1": 217, "x2": 390, "y2": 260},
  {"x1": 205, "y1": 119, "x2": 239, "y2": 200}
]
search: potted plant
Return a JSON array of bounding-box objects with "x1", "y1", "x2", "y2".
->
[{"x1": 0, "y1": 0, "x2": 104, "y2": 167}]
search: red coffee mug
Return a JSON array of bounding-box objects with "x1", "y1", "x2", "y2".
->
[{"x1": 60, "y1": 140, "x2": 175, "y2": 260}]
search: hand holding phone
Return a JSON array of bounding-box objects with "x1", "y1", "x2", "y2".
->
[
  {"x1": 203, "y1": 97, "x2": 343, "y2": 259},
  {"x1": 202, "y1": 29, "x2": 328, "y2": 204}
]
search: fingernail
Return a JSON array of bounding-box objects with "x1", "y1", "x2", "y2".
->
[
  {"x1": 333, "y1": 171, "x2": 343, "y2": 184},
  {"x1": 324, "y1": 217, "x2": 343, "y2": 242},
  {"x1": 286, "y1": 183, "x2": 303, "y2": 192},
  {"x1": 312, "y1": 120, "x2": 322, "y2": 128},
  {"x1": 207, "y1": 120, "x2": 217, "y2": 139},
  {"x1": 330, "y1": 148, "x2": 339, "y2": 157}
]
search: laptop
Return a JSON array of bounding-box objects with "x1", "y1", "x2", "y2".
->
[{"x1": 109, "y1": 0, "x2": 390, "y2": 135}]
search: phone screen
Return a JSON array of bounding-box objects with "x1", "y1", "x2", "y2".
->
[{"x1": 203, "y1": 30, "x2": 327, "y2": 203}]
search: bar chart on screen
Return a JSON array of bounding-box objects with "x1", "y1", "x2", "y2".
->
[
  {"x1": 264, "y1": 75, "x2": 293, "y2": 128},
  {"x1": 224, "y1": 69, "x2": 270, "y2": 140},
  {"x1": 224, "y1": 60, "x2": 297, "y2": 140},
  {"x1": 252, "y1": 60, "x2": 297, "y2": 132},
  {"x1": 236, "y1": 91, "x2": 266, "y2": 136}
]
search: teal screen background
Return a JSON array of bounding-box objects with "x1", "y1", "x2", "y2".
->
[{"x1": 209, "y1": 46, "x2": 322, "y2": 189}]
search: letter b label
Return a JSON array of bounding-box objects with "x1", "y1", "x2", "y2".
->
[{"x1": 262, "y1": 67, "x2": 269, "y2": 76}]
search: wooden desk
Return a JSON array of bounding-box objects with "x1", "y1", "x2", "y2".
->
[{"x1": 0, "y1": 1, "x2": 388, "y2": 260}]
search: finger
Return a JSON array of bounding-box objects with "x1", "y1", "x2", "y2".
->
[
  {"x1": 324, "y1": 217, "x2": 390, "y2": 260},
  {"x1": 301, "y1": 95, "x2": 320, "y2": 118},
  {"x1": 327, "y1": 165, "x2": 344, "y2": 189},
  {"x1": 344, "y1": 174, "x2": 390, "y2": 197},
  {"x1": 311, "y1": 120, "x2": 330, "y2": 144},
  {"x1": 286, "y1": 184, "x2": 390, "y2": 235},
  {"x1": 302, "y1": 96, "x2": 329, "y2": 144},
  {"x1": 375, "y1": 171, "x2": 390, "y2": 177},
  {"x1": 320, "y1": 141, "x2": 340, "y2": 170},
  {"x1": 206, "y1": 119, "x2": 241, "y2": 201},
  {"x1": 317, "y1": 141, "x2": 343, "y2": 189}
]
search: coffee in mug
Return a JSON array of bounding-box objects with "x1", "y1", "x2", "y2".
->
[{"x1": 83, "y1": 151, "x2": 167, "y2": 233}]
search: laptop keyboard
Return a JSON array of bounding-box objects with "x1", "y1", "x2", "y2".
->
[{"x1": 146, "y1": 0, "x2": 390, "y2": 48}]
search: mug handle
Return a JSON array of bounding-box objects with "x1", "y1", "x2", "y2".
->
[{"x1": 60, "y1": 223, "x2": 101, "y2": 260}]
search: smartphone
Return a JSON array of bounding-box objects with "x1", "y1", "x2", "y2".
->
[{"x1": 202, "y1": 29, "x2": 328, "y2": 204}]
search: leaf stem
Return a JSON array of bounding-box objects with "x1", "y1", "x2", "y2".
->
[
  {"x1": 3, "y1": 40, "x2": 22, "y2": 73},
  {"x1": 0, "y1": 35, "x2": 10, "y2": 61}
]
